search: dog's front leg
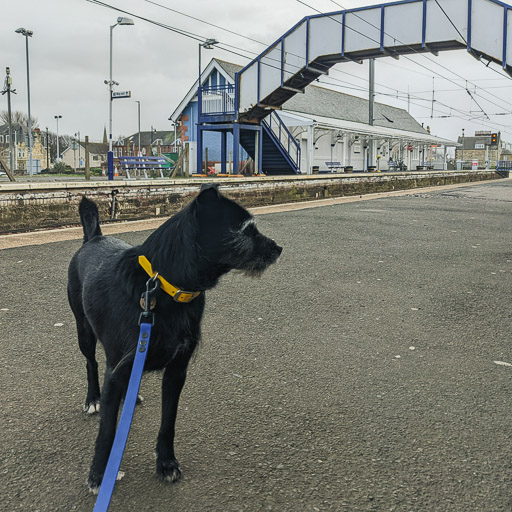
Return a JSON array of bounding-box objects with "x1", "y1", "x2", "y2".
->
[
  {"x1": 156, "y1": 357, "x2": 191, "y2": 483},
  {"x1": 88, "y1": 365, "x2": 129, "y2": 492}
]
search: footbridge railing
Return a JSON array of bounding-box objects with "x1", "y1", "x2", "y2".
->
[
  {"x1": 262, "y1": 111, "x2": 301, "y2": 170},
  {"x1": 201, "y1": 84, "x2": 236, "y2": 117}
]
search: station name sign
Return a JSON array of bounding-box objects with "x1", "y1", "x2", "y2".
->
[{"x1": 112, "y1": 91, "x2": 131, "y2": 99}]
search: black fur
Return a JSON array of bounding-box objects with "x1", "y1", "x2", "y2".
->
[{"x1": 67, "y1": 186, "x2": 282, "y2": 491}]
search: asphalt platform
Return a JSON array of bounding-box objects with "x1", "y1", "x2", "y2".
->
[{"x1": 2, "y1": 179, "x2": 512, "y2": 511}]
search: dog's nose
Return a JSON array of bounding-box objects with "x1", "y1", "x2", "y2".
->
[{"x1": 276, "y1": 245, "x2": 283, "y2": 256}]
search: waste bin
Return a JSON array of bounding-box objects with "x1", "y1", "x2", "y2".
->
[{"x1": 312, "y1": 166, "x2": 319, "y2": 174}]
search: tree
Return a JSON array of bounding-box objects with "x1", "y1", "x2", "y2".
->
[
  {"x1": 43, "y1": 130, "x2": 69, "y2": 161},
  {"x1": 0, "y1": 110, "x2": 39, "y2": 130}
]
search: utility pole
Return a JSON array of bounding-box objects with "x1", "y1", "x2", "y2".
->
[
  {"x1": 75, "y1": 131, "x2": 81, "y2": 168},
  {"x1": 368, "y1": 58, "x2": 375, "y2": 170},
  {"x1": 1, "y1": 67, "x2": 16, "y2": 172},
  {"x1": 135, "y1": 101, "x2": 141, "y2": 156},
  {"x1": 85, "y1": 135, "x2": 91, "y2": 181}
]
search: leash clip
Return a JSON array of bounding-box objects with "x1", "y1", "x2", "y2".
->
[{"x1": 138, "y1": 276, "x2": 160, "y2": 326}]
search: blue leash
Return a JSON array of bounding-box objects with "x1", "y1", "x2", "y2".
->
[{"x1": 93, "y1": 277, "x2": 158, "y2": 512}]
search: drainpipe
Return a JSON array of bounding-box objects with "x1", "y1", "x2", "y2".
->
[{"x1": 110, "y1": 189, "x2": 119, "y2": 220}]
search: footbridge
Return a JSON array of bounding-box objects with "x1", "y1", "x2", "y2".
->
[{"x1": 199, "y1": 0, "x2": 512, "y2": 174}]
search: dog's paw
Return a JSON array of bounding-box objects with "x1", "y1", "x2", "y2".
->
[
  {"x1": 83, "y1": 400, "x2": 100, "y2": 414},
  {"x1": 136, "y1": 394, "x2": 144, "y2": 405},
  {"x1": 87, "y1": 470, "x2": 123, "y2": 493},
  {"x1": 156, "y1": 458, "x2": 182, "y2": 483},
  {"x1": 87, "y1": 470, "x2": 102, "y2": 494}
]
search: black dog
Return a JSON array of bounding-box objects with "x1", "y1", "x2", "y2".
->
[{"x1": 67, "y1": 184, "x2": 282, "y2": 491}]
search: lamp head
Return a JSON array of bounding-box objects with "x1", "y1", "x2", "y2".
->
[
  {"x1": 15, "y1": 28, "x2": 33, "y2": 37},
  {"x1": 201, "y1": 38, "x2": 218, "y2": 49},
  {"x1": 117, "y1": 17, "x2": 134, "y2": 25}
]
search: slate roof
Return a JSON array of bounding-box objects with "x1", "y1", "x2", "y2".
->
[
  {"x1": 284, "y1": 86, "x2": 427, "y2": 134},
  {"x1": 61, "y1": 142, "x2": 107, "y2": 155},
  {"x1": 213, "y1": 59, "x2": 242, "y2": 80},
  {"x1": 213, "y1": 59, "x2": 427, "y2": 135},
  {"x1": 456, "y1": 135, "x2": 494, "y2": 150},
  {"x1": 124, "y1": 130, "x2": 175, "y2": 146},
  {"x1": 87, "y1": 142, "x2": 108, "y2": 154}
]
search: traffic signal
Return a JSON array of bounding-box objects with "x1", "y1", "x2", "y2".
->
[{"x1": 491, "y1": 133, "x2": 498, "y2": 145}]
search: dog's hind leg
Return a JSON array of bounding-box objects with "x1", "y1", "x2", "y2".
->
[
  {"x1": 75, "y1": 316, "x2": 101, "y2": 414},
  {"x1": 68, "y1": 284, "x2": 101, "y2": 414},
  {"x1": 155, "y1": 350, "x2": 194, "y2": 483},
  {"x1": 88, "y1": 365, "x2": 129, "y2": 492}
]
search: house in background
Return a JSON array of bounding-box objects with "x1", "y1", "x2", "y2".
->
[
  {"x1": 455, "y1": 131, "x2": 506, "y2": 168},
  {"x1": 0, "y1": 124, "x2": 47, "y2": 172},
  {"x1": 113, "y1": 130, "x2": 178, "y2": 161},
  {"x1": 170, "y1": 58, "x2": 457, "y2": 175},
  {"x1": 60, "y1": 141, "x2": 108, "y2": 170},
  {"x1": 60, "y1": 131, "x2": 178, "y2": 172}
]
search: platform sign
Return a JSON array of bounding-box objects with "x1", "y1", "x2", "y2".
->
[{"x1": 112, "y1": 91, "x2": 131, "y2": 99}]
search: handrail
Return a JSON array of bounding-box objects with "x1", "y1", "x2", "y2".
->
[
  {"x1": 201, "y1": 84, "x2": 236, "y2": 116},
  {"x1": 263, "y1": 111, "x2": 301, "y2": 169}
]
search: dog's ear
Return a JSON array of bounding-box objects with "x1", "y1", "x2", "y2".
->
[{"x1": 197, "y1": 183, "x2": 220, "y2": 204}]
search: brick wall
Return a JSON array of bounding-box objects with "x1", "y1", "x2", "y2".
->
[{"x1": 0, "y1": 170, "x2": 503, "y2": 234}]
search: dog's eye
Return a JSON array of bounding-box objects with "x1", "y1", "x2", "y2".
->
[{"x1": 243, "y1": 223, "x2": 257, "y2": 235}]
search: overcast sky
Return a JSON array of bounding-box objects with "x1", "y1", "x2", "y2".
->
[{"x1": 2, "y1": 0, "x2": 512, "y2": 143}]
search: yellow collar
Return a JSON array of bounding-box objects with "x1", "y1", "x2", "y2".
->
[{"x1": 138, "y1": 255, "x2": 202, "y2": 303}]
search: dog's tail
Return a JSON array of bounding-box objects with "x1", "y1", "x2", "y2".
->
[{"x1": 79, "y1": 196, "x2": 102, "y2": 243}]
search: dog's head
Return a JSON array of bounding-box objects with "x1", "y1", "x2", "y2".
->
[{"x1": 195, "y1": 184, "x2": 282, "y2": 276}]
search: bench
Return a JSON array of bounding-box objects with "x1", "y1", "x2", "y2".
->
[
  {"x1": 496, "y1": 160, "x2": 512, "y2": 177},
  {"x1": 118, "y1": 156, "x2": 168, "y2": 179},
  {"x1": 325, "y1": 161, "x2": 343, "y2": 172}
]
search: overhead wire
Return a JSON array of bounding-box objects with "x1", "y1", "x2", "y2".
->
[
  {"x1": 310, "y1": 0, "x2": 512, "y2": 111},
  {"x1": 85, "y1": 0, "x2": 511, "y2": 133}
]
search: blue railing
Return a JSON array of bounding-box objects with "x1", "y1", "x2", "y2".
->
[
  {"x1": 263, "y1": 111, "x2": 301, "y2": 170},
  {"x1": 496, "y1": 160, "x2": 512, "y2": 171},
  {"x1": 201, "y1": 84, "x2": 235, "y2": 116}
]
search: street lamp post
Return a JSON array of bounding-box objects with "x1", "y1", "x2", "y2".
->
[
  {"x1": 197, "y1": 39, "x2": 218, "y2": 174},
  {"x1": 45, "y1": 127, "x2": 49, "y2": 170},
  {"x1": 461, "y1": 128, "x2": 465, "y2": 169},
  {"x1": 54, "y1": 115, "x2": 62, "y2": 162},
  {"x1": 107, "y1": 16, "x2": 134, "y2": 180},
  {"x1": 135, "y1": 100, "x2": 141, "y2": 156},
  {"x1": 15, "y1": 27, "x2": 33, "y2": 175}
]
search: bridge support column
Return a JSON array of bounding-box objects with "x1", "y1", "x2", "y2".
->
[
  {"x1": 306, "y1": 124, "x2": 314, "y2": 175},
  {"x1": 255, "y1": 127, "x2": 262, "y2": 174},
  {"x1": 196, "y1": 124, "x2": 203, "y2": 174},
  {"x1": 340, "y1": 134, "x2": 346, "y2": 169},
  {"x1": 221, "y1": 131, "x2": 227, "y2": 174},
  {"x1": 233, "y1": 122, "x2": 240, "y2": 175}
]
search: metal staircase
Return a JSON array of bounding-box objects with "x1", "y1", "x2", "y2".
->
[{"x1": 239, "y1": 111, "x2": 301, "y2": 175}]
